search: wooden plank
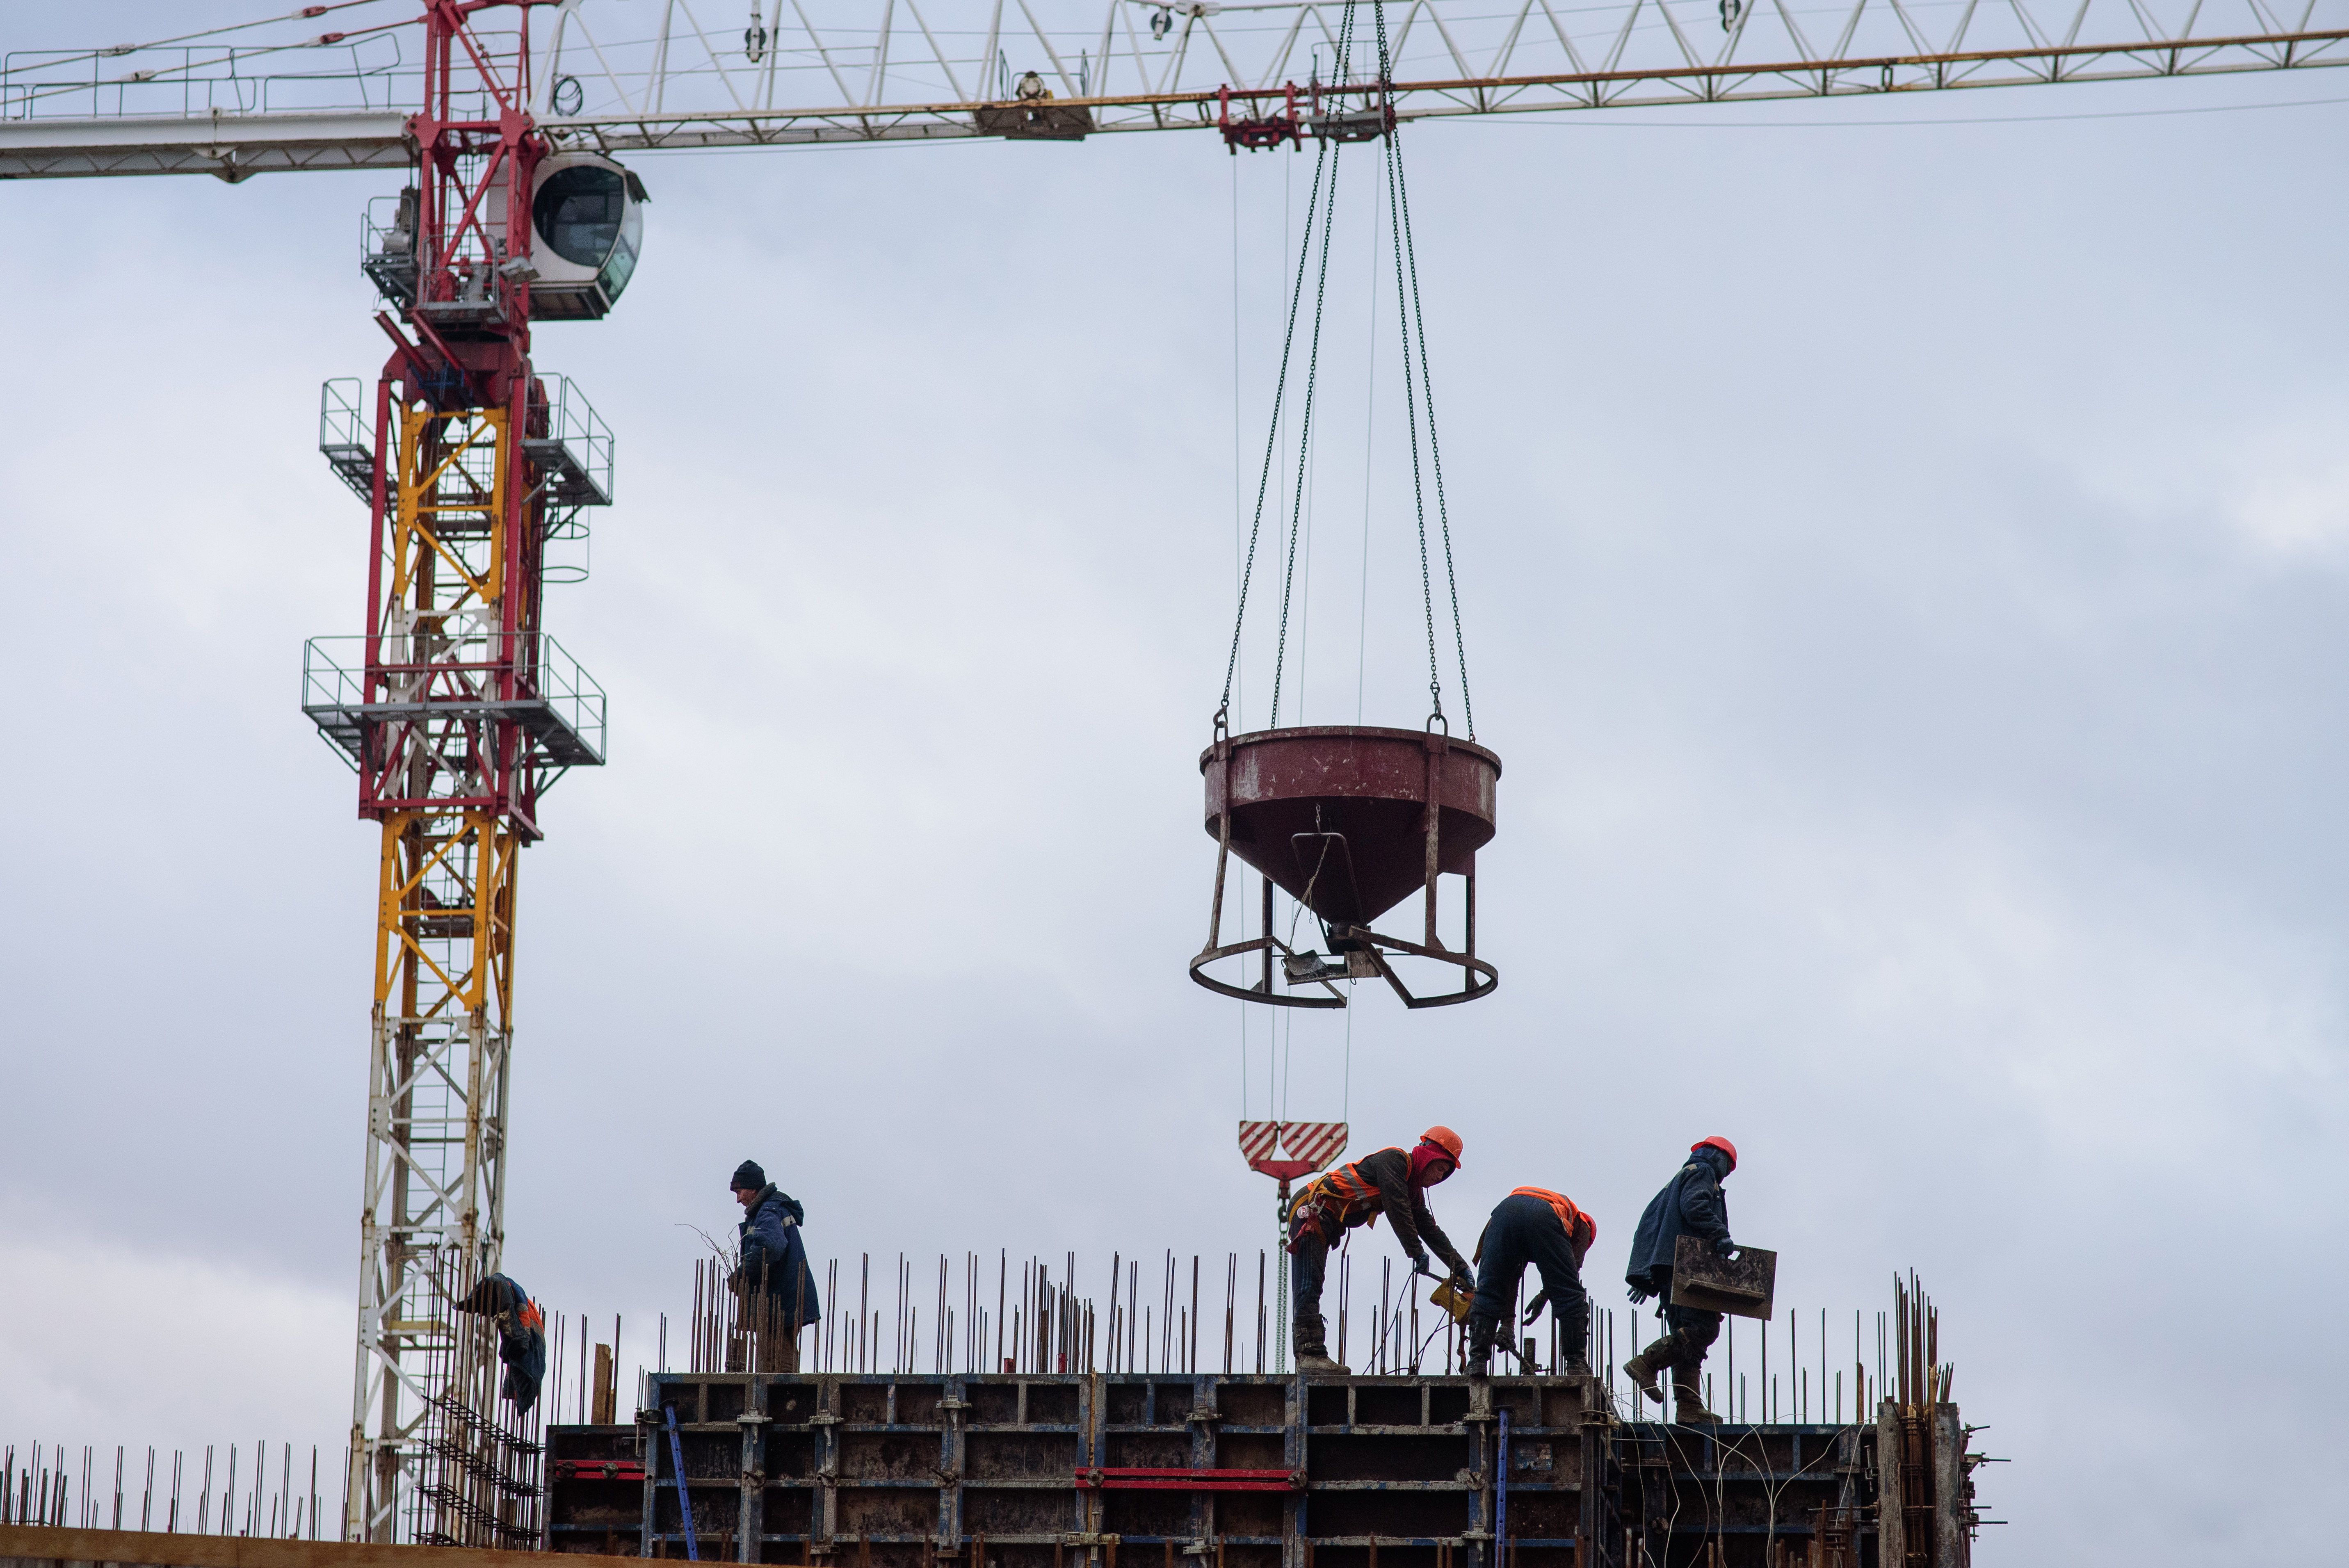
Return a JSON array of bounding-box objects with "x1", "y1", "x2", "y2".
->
[{"x1": 0, "y1": 1525, "x2": 641, "y2": 1568}]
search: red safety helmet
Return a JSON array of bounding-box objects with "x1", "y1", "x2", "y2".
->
[
  {"x1": 1691, "y1": 1135, "x2": 1737, "y2": 1171},
  {"x1": 1421, "y1": 1126, "x2": 1465, "y2": 1165}
]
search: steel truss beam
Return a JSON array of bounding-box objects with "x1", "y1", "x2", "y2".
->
[
  {"x1": 2, "y1": 3, "x2": 2343, "y2": 175},
  {"x1": 539, "y1": 27, "x2": 2349, "y2": 150}
]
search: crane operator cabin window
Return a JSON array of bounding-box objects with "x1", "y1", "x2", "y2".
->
[{"x1": 529, "y1": 155, "x2": 644, "y2": 318}]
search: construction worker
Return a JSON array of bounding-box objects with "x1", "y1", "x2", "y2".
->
[
  {"x1": 1285, "y1": 1127, "x2": 1472, "y2": 1374},
  {"x1": 731, "y1": 1160, "x2": 823, "y2": 1372},
  {"x1": 1463, "y1": 1188, "x2": 1596, "y2": 1377},
  {"x1": 1621, "y1": 1137, "x2": 1739, "y2": 1423},
  {"x1": 453, "y1": 1272, "x2": 547, "y2": 1412}
]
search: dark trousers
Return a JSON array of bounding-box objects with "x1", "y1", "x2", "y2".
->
[
  {"x1": 1470, "y1": 1194, "x2": 1589, "y2": 1356},
  {"x1": 1649, "y1": 1267, "x2": 1723, "y2": 1368},
  {"x1": 1290, "y1": 1217, "x2": 1331, "y2": 1335}
]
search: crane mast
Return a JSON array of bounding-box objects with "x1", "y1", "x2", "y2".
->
[
  {"x1": 1, "y1": 0, "x2": 2344, "y2": 1546},
  {"x1": 294, "y1": 0, "x2": 612, "y2": 1541}
]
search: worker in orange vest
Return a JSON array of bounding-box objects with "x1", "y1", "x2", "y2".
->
[
  {"x1": 1284, "y1": 1127, "x2": 1473, "y2": 1374},
  {"x1": 1463, "y1": 1188, "x2": 1596, "y2": 1378}
]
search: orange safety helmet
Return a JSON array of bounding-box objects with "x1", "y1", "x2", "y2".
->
[
  {"x1": 1692, "y1": 1135, "x2": 1737, "y2": 1171},
  {"x1": 1420, "y1": 1126, "x2": 1465, "y2": 1166}
]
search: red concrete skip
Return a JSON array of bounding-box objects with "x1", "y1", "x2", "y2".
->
[{"x1": 1201, "y1": 726, "x2": 1500, "y2": 926}]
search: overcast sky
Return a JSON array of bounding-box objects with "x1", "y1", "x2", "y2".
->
[{"x1": 3, "y1": 4, "x2": 2347, "y2": 1561}]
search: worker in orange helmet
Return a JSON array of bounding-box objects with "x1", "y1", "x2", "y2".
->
[
  {"x1": 1622, "y1": 1136, "x2": 1739, "y2": 1424},
  {"x1": 1284, "y1": 1127, "x2": 1473, "y2": 1374},
  {"x1": 1463, "y1": 1187, "x2": 1596, "y2": 1378}
]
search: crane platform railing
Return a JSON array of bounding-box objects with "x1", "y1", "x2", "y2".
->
[
  {"x1": 302, "y1": 632, "x2": 608, "y2": 773},
  {"x1": 2, "y1": 0, "x2": 2344, "y2": 176}
]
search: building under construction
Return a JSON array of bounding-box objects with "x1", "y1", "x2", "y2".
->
[
  {"x1": 17, "y1": 0, "x2": 2301, "y2": 1557},
  {"x1": 525, "y1": 1266, "x2": 1977, "y2": 1568}
]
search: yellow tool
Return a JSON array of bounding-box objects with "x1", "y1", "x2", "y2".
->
[{"x1": 1430, "y1": 1278, "x2": 1474, "y2": 1325}]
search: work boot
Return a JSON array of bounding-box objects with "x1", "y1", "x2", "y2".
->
[
  {"x1": 1672, "y1": 1369, "x2": 1720, "y2": 1424},
  {"x1": 1560, "y1": 1355, "x2": 1593, "y2": 1381},
  {"x1": 1464, "y1": 1313, "x2": 1497, "y2": 1377},
  {"x1": 1293, "y1": 1312, "x2": 1348, "y2": 1375},
  {"x1": 1623, "y1": 1336, "x2": 1675, "y2": 1401}
]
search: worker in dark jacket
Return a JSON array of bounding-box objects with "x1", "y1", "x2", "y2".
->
[
  {"x1": 453, "y1": 1271, "x2": 547, "y2": 1413},
  {"x1": 1463, "y1": 1187, "x2": 1596, "y2": 1378},
  {"x1": 1285, "y1": 1127, "x2": 1472, "y2": 1374},
  {"x1": 1621, "y1": 1137, "x2": 1739, "y2": 1423},
  {"x1": 730, "y1": 1160, "x2": 822, "y2": 1372}
]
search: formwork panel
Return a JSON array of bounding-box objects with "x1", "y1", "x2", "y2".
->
[
  {"x1": 836, "y1": 1486, "x2": 941, "y2": 1535},
  {"x1": 961, "y1": 1484, "x2": 1076, "y2": 1535},
  {"x1": 1502, "y1": 1488, "x2": 1580, "y2": 1538},
  {"x1": 1305, "y1": 1487, "x2": 1471, "y2": 1538},
  {"x1": 1099, "y1": 1488, "x2": 1195, "y2": 1538},
  {"x1": 1023, "y1": 1384, "x2": 1080, "y2": 1424},
  {"x1": 968, "y1": 1431, "x2": 1081, "y2": 1479},
  {"x1": 1211, "y1": 1492, "x2": 1288, "y2": 1537},
  {"x1": 1217, "y1": 1384, "x2": 1285, "y2": 1426},
  {"x1": 1309, "y1": 1433, "x2": 1472, "y2": 1481},
  {"x1": 765, "y1": 1432, "x2": 819, "y2": 1478},
  {"x1": 968, "y1": 1383, "x2": 1022, "y2": 1424},
  {"x1": 553, "y1": 1370, "x2": 1942, "y2": 1568},
  {"x1": 1350, "y1": 1385, "x2": 1425, "y2": 1426},
  {"x1": 652, "y1": 1482, "x2": 741, "y2": 1535},
  {"x1": 1103, "y1": 1431, "x2": 1192, "y2": 1467},
  {"x1": 843, "y1": 1386, "x2": 893, "y2": 1423},
  {"x1": 1215, "y1": 1432, "x2": 1286, "y2": 1469},
  {"x1": 767, "y1": 1383, "x2": 824, "y2": 1422},
  {"x1": 842, "y1": 1433, "x2": 948, "y2": 1480},
  {"x1": 759, "y1": 1486, "x2": 817, "y2": 1536}
]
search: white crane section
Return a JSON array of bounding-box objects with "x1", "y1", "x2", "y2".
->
[{"x1": 2, "y1": 0, "x2": 2344, "y2": 177}]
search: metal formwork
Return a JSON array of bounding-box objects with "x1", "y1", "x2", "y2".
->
[
  {"x1": 552, "y1": 1372, "x2": 1600, "y2": 1568},
  {"x1": 549, "y1": 1373, "x2": 1980, "y2": 1568}
]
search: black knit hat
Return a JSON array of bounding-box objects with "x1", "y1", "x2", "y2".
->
[{"x1": 731, "y1": 1159, "x2": 766, "y2": 1191}]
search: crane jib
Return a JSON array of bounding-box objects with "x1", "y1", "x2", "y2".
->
[{"x1": 2, "y1": 22, "x2": 2344, "y2": 174}]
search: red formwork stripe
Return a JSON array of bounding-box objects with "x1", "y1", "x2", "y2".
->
[
  {"x1": 1075, "y1": 1468, "x2": 1303, "y2": 1492},
  {"x1": 555, "y1": 1460, "x2": 647, "y2": 1482}
]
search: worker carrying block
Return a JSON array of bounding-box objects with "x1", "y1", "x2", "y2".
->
[
  {"x1": 1285, "y1": 1127, "x2": 1473, "y2": 1373},
  {"x1": 1462, "y1": 1187, "x2": 1596, "y2": 1377},
  {"x1": 1622, "y1": 1136, "x2": 1741, "y2": 1424}
]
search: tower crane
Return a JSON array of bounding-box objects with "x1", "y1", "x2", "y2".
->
[{"x1": 1, "y1": 0, "x2": 2341, "y2": 1545}]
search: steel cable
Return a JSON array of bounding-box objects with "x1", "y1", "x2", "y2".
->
[
  {"x1": 1371, "y1": 0, "x2": 1477, "y2": 739},
  {"x1": 1216, "y1": 123, "x2": 1338, "y2": 728}
]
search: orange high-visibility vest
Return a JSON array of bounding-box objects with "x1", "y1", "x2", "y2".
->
[
  {"x1": 1301, "y1": 1151, "x2": 1402, "y2": 1230},
  {"x1": 1511, "y1": 1187, "x2": 1593, "y2": 1243}
]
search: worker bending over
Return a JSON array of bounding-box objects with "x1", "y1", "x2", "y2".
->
[
  {"x1": 1285, "y1": 1127, "x2": 1472, "y2": 1374},
  {"x1": 730, "y1": 1159, "x2": 823, "y2": 1372},
  {"x1": 1622, "y1": 1136, "x2": 1739, "y2": 1424},
  {"x1": 1464, "y1": 1187, "x2": 1595, "y2": 1378}
]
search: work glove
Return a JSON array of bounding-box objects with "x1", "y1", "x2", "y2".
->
[
  {"x1": 1626, "y1": 1285, "x2": 1651, "y2": 1306},
  {"x1": 1410, "y1": 1253, "x2": 1435, "y2": 1278},
  {"x1": 1450, "y1": 1270, "x2": 1475, "y2": 1292},
  {"x1": 1713, "y1": 1236, "x2": 1739, "y2": 1260},
  {"x1": 1522, "y1": 1291, "x2": 1548, "y2": 1325}
]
